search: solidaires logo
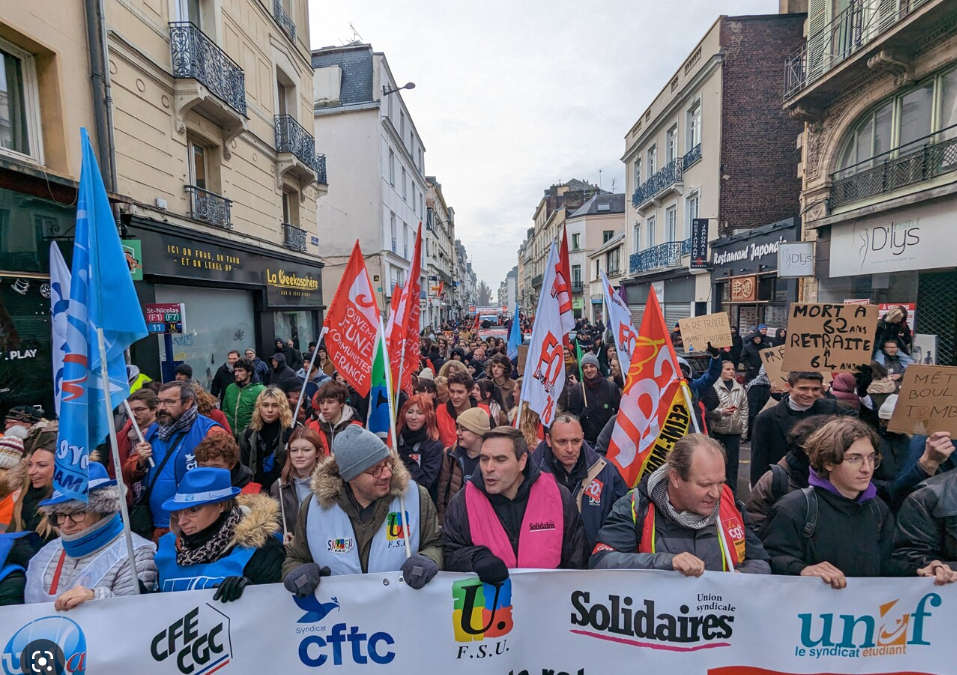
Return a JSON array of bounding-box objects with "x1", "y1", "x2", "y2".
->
[{"x1": 452, "y1": 579, "x2": 514, "y2": 642}]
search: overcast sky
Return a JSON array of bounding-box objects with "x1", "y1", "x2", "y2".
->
[{"x1": 309, "y1": 0, "x2": 779, "y2": 288}]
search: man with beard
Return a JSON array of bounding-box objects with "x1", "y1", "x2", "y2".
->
[{"x1": 133, "y1": 381, "x2": 227, "y2": 541}]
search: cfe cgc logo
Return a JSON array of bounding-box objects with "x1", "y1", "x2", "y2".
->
[
  {"x1": 452, "y1": 579, "x2": 515, "y2": 660},
  {"x1": 2, "y1": 616, "x2": 86, "y2": 675},
  {"x1": 292, "y1": 594, "x2": 396, "y2": 667},
  {"x1": 151, "y1": 604, "x2": 232, "y2": 675},
  {"x1": 795, "y1": 592, "x2": 941, "y2": 660}
]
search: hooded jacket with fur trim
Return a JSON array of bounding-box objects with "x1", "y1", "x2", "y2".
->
[{"x1": 282, "y1": 453, "x2": 443, "y2": 579}]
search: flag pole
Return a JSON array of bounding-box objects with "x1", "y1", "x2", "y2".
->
[
  {"x1": 122, "y1": 399, "x2": 153, "y2": 468},
  {"x1": 97, "y1": 327, "x2": 141, "y2": 594},
  {"x1": 680, "y1": 380, "x2": 702, "y2": 434},
  {"x1": 292, "y1": 326, "x2": 327, "y2": 427},
  {"x1": 379, "y1": 316, "x2": 411, "y2": 559}
]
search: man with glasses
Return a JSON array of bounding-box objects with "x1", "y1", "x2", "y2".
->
[
  {"x1": 132, "y1": 381, "x2": 227, "y2": 542},
  {"x1": 282, "y1": 425, "x2": 443, "y2": 595}
]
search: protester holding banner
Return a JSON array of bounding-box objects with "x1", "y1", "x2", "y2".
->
[
  {"x1": 282, "y1": 426, "x2": 442, "y2": 593},
  {"x1": 888, "y1": 431, "x2": 956, "y2": 506},
  {"x1": 239, "y1": 387, "x2": 296, "y2": 491},
  {"x1": 531, "y1": 414, "x2": 628, "y2": 548},
  {"x1": 396, "y1": 394, "x2": 445, "y2": 502},
  {"x1": 443, "y1": 426, "x2": 587, "y2": 580},
  {"x1": 25, "y1": 462, "x2": 157, "y2": 607},
  {"x1": 564, "y1": 353, "x2": 621, "y2": 446},
  {"x1": 893, "y1": 471, "x2": 957, "y2": 584},
  {"x1": 760, "y1": 418, "x2": 908, "y2": 587},
  {"x1": 271, "y1": 426, "x2": 326, "y2": 540},
  {"x1": 750, "y1": 372, "x2": 855, "y2": 486},
  {"x1": 590, "y1": 434, "x2": 770, "y2": 575},
  {"x1": 155, "y1": 467, "x2": 284, "y2": 601},
  {"x1": 746, "y1": 415, "x2": 830, "y2": 533}
]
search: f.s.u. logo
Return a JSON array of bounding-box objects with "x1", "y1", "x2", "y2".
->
[{"x1": 451, "y1": 579, "x2": 514, "y2": 643}]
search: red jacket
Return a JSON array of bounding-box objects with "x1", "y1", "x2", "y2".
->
[{"x1": 436, "y1": 400, "x2": 491, "y2": 449}]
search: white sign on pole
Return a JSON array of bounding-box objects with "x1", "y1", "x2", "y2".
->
[{"x1": 777, "y1": 241, "x2": 815, "y2": 278}]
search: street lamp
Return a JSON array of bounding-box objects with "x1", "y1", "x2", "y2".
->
[{"x1": 383, "y1": 82, "x2": 415, "y2": 96}]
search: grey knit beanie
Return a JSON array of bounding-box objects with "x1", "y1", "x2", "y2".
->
[
  {"x1": 580, "y1": 353, "x2": 600, "y2": 369},
  {"x1": 333, "y1": 425, "x2": 391, "y2": 482}
]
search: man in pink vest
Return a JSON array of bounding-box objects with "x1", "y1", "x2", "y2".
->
[{"x1": 442, "y1": 426, "x2": 586, "y2": 582}]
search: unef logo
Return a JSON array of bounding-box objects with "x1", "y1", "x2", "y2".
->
[
  {"x1": 584, "y1": 479, "x2": 603, "y2": 506},
  {"x1": 796, "y1": 593, "x2": 941, "y2": 659},
  {"x1": 452, "y1": 579, "x2": 514, "y2": 660},
  {"x1": 386, "y1": 511, "x2": 410, "y2": 548}
]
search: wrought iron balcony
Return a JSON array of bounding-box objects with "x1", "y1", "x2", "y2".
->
[
  {"x1": 275, "y1": 115, "x2": 317, "y2": 165},
  {"x1": 274, "y1": 0, "x2": 296, "y2": 43},
  {"x1": 186, "y1": 185, "x2": 232, "y2": 229},
  {"x1": 314, "y1": 153, "x2": 327, "y2": 184},
  {"x1": 682, "y1": 143, "x2": 702, "y2": 170},
  {"x1": 632, "y1": 158, "x2": 683, "y2": 209},
  {"x1": 629, "y1": 238, "x2": 692, "y2": 274},
  {"x1": 571, "y1": 281, "x2": 584, "y2": 293},
  {"x1": 282, "y1": 222, "x2": 307, "y2": 252},
  {"x1": 169, "y1": 22, "x2": 246, "y2": 116},
  {"x1": 532, "y1": 273, "x2": 544, "y2": 288},
  {"x1": 783, "y1": 0, "x2": 934, "y2": 101},
  {"x1": 830, "y1": 126, "x2": 957, "y2": 210}
]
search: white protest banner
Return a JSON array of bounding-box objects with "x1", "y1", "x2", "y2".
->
[
  {"x1": 516, "y1": 242, "x2": 568, "y2": 426},
  {"x1": 1, "y1": 570, "x2": 953, "y2": 674},
  {"x1": 600, "y1": 270, "x2": 639, "y2": 375},
  {"x1": 678, "y1": 312, "x2": 733, "y2": 352}
]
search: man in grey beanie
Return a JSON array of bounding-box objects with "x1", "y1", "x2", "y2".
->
[
  {"x1": 565, "y1": 352, "x2": 621, "y2": 446},
  {"x1": 282, "y1": 425, "x2": 443, "y2": 594}
]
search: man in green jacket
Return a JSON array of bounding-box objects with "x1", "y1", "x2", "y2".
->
[{"x1": 223, "y1": 358, "x2": 265, "y2": 438}]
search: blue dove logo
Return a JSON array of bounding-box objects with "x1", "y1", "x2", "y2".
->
[{"x1": 293, "y1": 594, "x2": 341, "y2": 624}]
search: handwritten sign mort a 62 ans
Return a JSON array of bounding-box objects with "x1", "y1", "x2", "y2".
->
[
  {"x1": 781, "y1": 302, "x2": 878, "y2": 373},
  {"x1": 888, "y1": 365, "x2": 957, "y2": 436}
]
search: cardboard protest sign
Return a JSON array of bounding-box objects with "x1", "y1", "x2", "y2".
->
[
  {"x1": 517, "y1": 344, "x2": 529, "y2": 374},
  {"x1": 678, "y1": 313, "x2": 732, "y2": 352},
  {"x1": 782, "y1": 303, "x2": 878, "y2": 372},
  {"x1": 761, "y1": 344, "x2": 832, "y2": 392},
  {"x1": 888, "y1": 365, "x2": 957, "y2": 436}
]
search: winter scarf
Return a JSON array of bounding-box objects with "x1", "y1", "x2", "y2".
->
[
  {"x1": 157, "y1": 404, "x2": 199, "y2": 442},
  {"x1": 399, "y1": 425, "x2": 429, "y2": 448},
  {"x1": 61, "y1": 513, "x2": 124, "y2": 558},
  {"x1": 647, "y1": 465, "x2": 720, "y2": 530},
  {"x1": 745, "y1": 366, "x2": 770, "y2": 392},
  {"x1": 176, "y1": 506, "x2": 242, "y2": 567}
]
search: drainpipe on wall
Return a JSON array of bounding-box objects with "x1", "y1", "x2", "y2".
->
[{"x1": 83, "y1": 0, "x2": 117, "y2": 193}]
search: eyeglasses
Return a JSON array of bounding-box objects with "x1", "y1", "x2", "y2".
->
[
  {"x1": 843, "y1": 454, "x2": 881, "y2": 469},
  {"x1": 171, "y1": 505, "x2": 205, "y2": 519},
  {"x1": 363, "y1": 460, "x2": 392, "y2": 479},
  {"x1": 55, "y1": 511, "x2": 90, "y2": 526},
  {"x1": 157, "y1": 398, "x2": 182, "y2": 407}
]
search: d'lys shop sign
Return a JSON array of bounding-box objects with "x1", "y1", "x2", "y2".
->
[{"x1": 830, "y1": 199, "x2": 955, "y2": 277}]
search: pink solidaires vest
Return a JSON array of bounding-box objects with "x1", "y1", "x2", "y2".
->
[{"x1": 464, "y1": 471, "x2": 564, "y2": 568}]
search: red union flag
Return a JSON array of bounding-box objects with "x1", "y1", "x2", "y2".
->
[
  {"x1": 600, "y1": 269, "x2": 639, "y2": 375},
  {"x1": 556, "y1": 226, "x2": 575, "y2": 337},
  {"x1": 606, "y1": 287, "x2": 688, "y2": 487},
  {"x1": 516, "y1": 242, "x2": 568, "y2": 426},
  {"x1": 323, "y1": 242, "x2": 380, "y2": 396},
  {"x1": 388, "y1": 222, "x2": 422, "y2": 397}
]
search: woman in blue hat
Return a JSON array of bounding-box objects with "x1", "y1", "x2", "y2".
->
[
  {"x1": 155, "y1": 467, "x2": 283, "y2": 602},
  {"x1": 24, "y1": 462, "x2": 157, "y2": 609}
]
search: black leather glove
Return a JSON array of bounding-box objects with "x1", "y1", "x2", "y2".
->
[
  {"x1": 472, "y1": 548, "x2": 509, "y2": 584},
  {"x1": 213, "y1": 576, "x2": 250, "y2": 603},
  {"x1": 706, "y1": 342, "x2": 721, "y2": 358},
  {"x1": 854, "y1": 364, "x2": 874, "y2": 397},
  {"x1": 283, "y1": 563, "x2": 331, "y2": 598},
  {"x1": 400, "y1": 553, "x2": 439, "y2": 590}
]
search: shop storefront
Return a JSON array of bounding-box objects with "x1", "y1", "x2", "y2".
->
[
  {"x1": 710, "y1": 218, "x2": 800, "y2": 334},
  {"x1": 624, "y1": 275, "x2": 707, "y2": 330},
  {"x1": 815, "y1": 196, "x2": 957, "y2": 366},
  {"x1": 125, "y1": 216, "x2": 324, "y2": 386}
]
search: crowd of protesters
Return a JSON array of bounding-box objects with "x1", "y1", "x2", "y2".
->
[{"x1": 0, "y1": 304, "x2": 953, "y2": 612}]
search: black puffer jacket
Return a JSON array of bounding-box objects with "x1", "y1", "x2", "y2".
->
[
  {"x1": 893, "y1": 472, "x2": 957, "y2": 573},
  {"x1": 740, "y1": 332, "x2": 768, "y2": 383},
  {"x1": 564, "y1": 376, "x2": 621, "y2": 445}
]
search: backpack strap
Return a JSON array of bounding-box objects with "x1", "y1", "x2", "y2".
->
[
  {"x1": 801, "y1": 487, "x2": 818, "y2": 539},
  {"x1": 868, "y1": 499, "x2": 883, "y2": 533},
  {"x1": 769, "y1": 464, "x2": 788, "y2": 502}
]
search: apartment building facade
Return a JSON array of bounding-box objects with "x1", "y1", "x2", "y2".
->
[{"x1": 565, "y1": 193, "x2": 626, "y2": 320}]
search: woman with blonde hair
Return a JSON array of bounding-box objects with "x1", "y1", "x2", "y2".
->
[
  {"x1": 7, "y1": 423, "x2": 59, "y2": 544},
  {"x1": 438, "y1": 358, "x2": 468, "y2": 380},
  {"x1": 238, "y1": 387, "x2": 297, "y2": 491}
]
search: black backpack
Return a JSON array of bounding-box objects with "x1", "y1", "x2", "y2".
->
[{"x1": 798, "y1": 487, "x2": 882, "y2": 538}]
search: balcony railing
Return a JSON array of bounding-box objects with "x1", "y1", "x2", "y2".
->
[
  {"x1": 629, "y1": 238, "x2": 692, "y2": 274},
  {"x1": 169, "y1": 22, "x2": 246, "y2": 116},
  {"x1": 631, "y1": 146, "x2": 700, "y2": 209},
  {"x1": 783, "y1": 0, "x2": 933, "y2": 100},
  {"x1": 186, "y1": 185, "x2": 232, "y2": 229},
  {"x1": 571, "y1": 280, "x2": 584, "y2": 293},
  {"x1": 275, "y1": 115, "x2": 326, "y2": 177},
  {"x1": 274, "y1": 0, "x2": 296, "y2": 43},
  {"x1": 282, "y1": 222, "x2": 307, "y2": 252},
  {"x1": 830, "y1": 126, "x2": 957, "y2": 209}
]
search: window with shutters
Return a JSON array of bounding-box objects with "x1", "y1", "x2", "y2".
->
[{"x1": 666, "y1": 124, "x2": 678, "y2": 163}]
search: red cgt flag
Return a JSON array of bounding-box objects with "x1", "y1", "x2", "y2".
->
[
  {"x1": 323, "y1": 242, "x2": 380, "y2": 397},
  {"x1": 388, "y1": 223, "x2": 422, "y2": 397},
  {"x1": 605, "y1": 287, "x2": 688, "y2": 487}
]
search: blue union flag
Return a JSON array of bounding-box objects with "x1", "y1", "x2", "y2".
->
[{"x1": 54, "y1": 128, "x2": 148, "y2": 501}]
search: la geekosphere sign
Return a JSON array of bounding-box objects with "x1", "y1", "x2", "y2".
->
[{"x1": 830, "y1": 200, "x2": 956, "y2": 277}]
